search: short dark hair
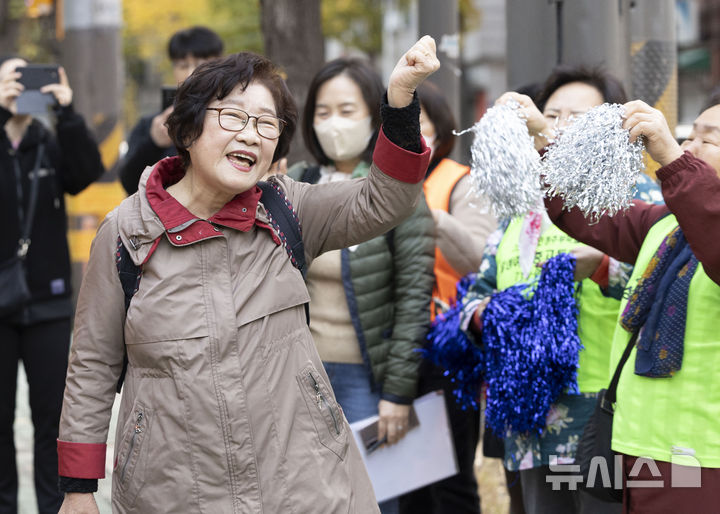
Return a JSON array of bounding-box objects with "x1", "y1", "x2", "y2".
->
[
  {"x1": 535, "y1": 65, "x2": 627, "y2": 111},
  {"x1": 166, "y1": 52, "x2": 297, "y2": 169},
  {"x1": 515, "y1": 82, "x2": 543, "y2": 104},
  {"x1": 417, "y1": 81, "x2": 456, "y2": 165},
  {"x1": 168, "y1": 26, "x2": 224, "y2": 61},
  {"x1": 302, "y1": 57, "x2": 384, "y2": 166}
]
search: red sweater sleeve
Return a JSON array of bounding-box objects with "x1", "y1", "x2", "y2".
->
[
  {"x1": 545, "y1": 152, "x2": 720, "y2": 284},
  {"x1": 658, "y1": 151, "x2": 720, "y2": 284},
  {"x1": 544, "y1": 197, "x2": 668, "y2": 265}
]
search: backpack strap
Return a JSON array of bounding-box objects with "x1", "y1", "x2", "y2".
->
[
  {"x1": 257, "y1": 180, "x2": 310, "y2": 324},
  {"x1": 115, "y1": 236, "x2": 142, "y2": 393},
  {"x1": 257, "y1": 180, "x2": 307, "y2": 279}
]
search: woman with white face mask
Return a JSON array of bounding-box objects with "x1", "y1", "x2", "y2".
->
[{"x1": 288, "y1": 57, "x2": 436, "y2": 514}]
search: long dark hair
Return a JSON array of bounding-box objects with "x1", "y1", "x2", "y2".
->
[{"x1": 417, "y1": 81, "x2": 456, "y2": 166}]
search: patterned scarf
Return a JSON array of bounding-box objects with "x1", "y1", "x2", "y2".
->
[{"x1": 620, "y1": 226, "x2": 699, "y2": 378}]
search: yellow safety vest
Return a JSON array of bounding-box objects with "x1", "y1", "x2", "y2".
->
[
  {"x1": 610, "y1": 214, "x2": 720, "y2": 467},
  {"x1": 495, "y1": 217, "x2": 619, "y2": 393}
]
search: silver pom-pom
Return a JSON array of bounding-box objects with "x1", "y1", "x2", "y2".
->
[
  {"x1": 542, "y1": 103, "x2": 645, "y2": 223},
  {"x1": 456, "y1": 101, "x2": 543, "y2": 220}
]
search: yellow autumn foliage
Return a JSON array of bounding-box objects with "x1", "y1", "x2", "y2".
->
[
  {"x1": 123, "y1": 1, "x2": 213, "y2": 58},
  {"x1": 123, "y1": 0, "x2": 262, "y2": 81}
]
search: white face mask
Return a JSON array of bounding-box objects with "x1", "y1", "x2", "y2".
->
[{"x1": 313, "y1": 115, "x2": 373, "y2": 163}]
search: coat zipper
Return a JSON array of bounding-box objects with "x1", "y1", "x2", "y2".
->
[
  {"x1": 309, "y1": 372, "x2": 340, "y2": 435},
  {"x1": 120, "y1": 412, "x2": 144, "y2": 482}
]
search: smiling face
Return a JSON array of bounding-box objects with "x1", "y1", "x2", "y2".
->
[
  {"x1": 185, "y1": 81, "x2": 278, "y2": 204},
  {"x1": 543, "y1": 81, "x2": 604, "y2": 129},
  {"x1": 681, "y1": 105, "x2": 720, "y2": 175}
]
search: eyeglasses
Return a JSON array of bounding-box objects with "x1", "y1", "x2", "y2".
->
[{"x1": 206, "y1": 107, "x2": 286, "y2": 140}]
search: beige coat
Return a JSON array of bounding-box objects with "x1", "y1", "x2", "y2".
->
[{"x1": 59, "y1": 149, "x2": 426, "y2": 513}]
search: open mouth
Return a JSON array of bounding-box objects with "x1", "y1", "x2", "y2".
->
[{"x1": 227, "y1": 151, "x2": 256, "y2": 170}]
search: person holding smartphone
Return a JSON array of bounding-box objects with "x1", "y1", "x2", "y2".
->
[
  {"x1": 117, "y1": 26, "x2": 224, "y2": 195},
  {"x1": 0, "y1": 57, "x2": 104, "y2": 513}
]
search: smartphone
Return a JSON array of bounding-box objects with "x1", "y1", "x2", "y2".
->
[
  {"x1": 16, "y1": 64, "x2": 60, "y2": 115},
  {"x1": 17, "y1": 64, "x2": 60, "y2": 90},
  {"x1": 359, "y1": 406, "x2": 420, "y2": 455},
  {"x1": 161, "y1": 86, "x2": 177, "y2": 110}
]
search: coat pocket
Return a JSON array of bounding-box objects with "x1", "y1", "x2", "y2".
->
[
  {"x1": 114, "y1": 404, "x2": 152, "y2": 506},
  {"x1": 297, "y1": 364, "x2": 349, "y2": 460}
]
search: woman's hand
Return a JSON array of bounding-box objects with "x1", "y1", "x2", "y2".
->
[
  {"x1": 623, "y1": 100, "x2": 683, "y2": 167},
  {"x1": 58, "y1": 493, "x2": 99, "y2": 514},
  {"x1": 40, "y1": 66, "x2": 73, "y2": 107},
  {"x1": 387, "y1": 35, "x2": 440, "y2": 108},
  {"x1": 0, "y1": 58, "x2": 26, "y2": 113},
  {"x1": 570, "y1": 246, "x2": 605, "y2": 281},
  {"x1": 470, "y1": 296, "x2": 491, "y2": 334},
  {"x1": 150, "y1": 106, "x2": 173, "y2": 147},
  {"x1": 495, "y1": 91, "x2": 550, "y2": 150},
  {"x1": 536, "y1": 246, "x2": 605, "y2": 282},
  {"x1": 377, "y1": 399, "x2": 411, "y2": 445}
]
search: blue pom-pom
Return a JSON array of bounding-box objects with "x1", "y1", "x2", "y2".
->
[
  {"x1": 423, "y1": 275, "x2": 484, "y2": 410},
  {"x1": 483, "y1": 253, "x2": 582, "y2": 437}
]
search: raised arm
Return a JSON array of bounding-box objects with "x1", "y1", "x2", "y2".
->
[{"x1": 656, "y1": 151, "x2": 720, "y2": 284}]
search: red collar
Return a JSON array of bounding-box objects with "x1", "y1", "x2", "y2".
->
[{"x1": 145, "y1": 156, "x2": 267, "y2": 246}]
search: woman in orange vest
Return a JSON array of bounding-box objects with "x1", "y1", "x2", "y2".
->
[
  {"x1": 418, "y1": 82, "x2": 497, "y2": 319},
  {"x1": 399, "y1": 82, "x2": 496, "y2": 514}
]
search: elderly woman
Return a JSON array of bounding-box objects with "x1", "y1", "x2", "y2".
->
[
  {"x1": 513, "y1": 93, "x2": 720, "y2": 514},
  {"x1": 56, "y1": 37, "x2": 440, "y2": 513}
]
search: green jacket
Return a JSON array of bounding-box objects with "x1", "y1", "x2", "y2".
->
[{"x1": 289, "y1": 163, "x2": 436, "y2": 403}]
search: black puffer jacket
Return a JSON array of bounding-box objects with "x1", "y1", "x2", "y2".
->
[{"x1": 0, "y1": 105, "x2": 104, "y2": 324}]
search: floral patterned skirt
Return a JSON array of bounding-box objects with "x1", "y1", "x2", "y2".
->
[{"x1": 503, "y1": 392, "x2": 598, "y2": 471}]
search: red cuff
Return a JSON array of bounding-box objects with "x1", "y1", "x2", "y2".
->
[
  {"x1": 372, "y1": 125, "x2": 431, "y2": 184},
  {"x1": 589, "y1": 254, "x2": 610, "y2": 289},
  {"x1": 57, "y1": 440, "x2": 106, "y2": 479},
  {"x1": 656, "y1": 150, "x2": 695, "y2": 182}
]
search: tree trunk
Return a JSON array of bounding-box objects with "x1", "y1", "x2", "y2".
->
[
  {"x1": 260, "y1": 0, "x2": 324, "y2": 166},
  {"x1": 0, "y1": 0, "x2": 20, "y2": 56}
]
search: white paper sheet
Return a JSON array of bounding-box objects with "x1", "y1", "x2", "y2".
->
[{"x1": 349, "y1": 390, "x2": 459, "y2": 503}]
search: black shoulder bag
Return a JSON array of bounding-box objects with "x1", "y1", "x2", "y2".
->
[
  {"x1": 574, "y1": 330, "x2": 639, "y2": 502},
  {"x1": 0, "y1": 144, "x2": 44, "y2": 317}
]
